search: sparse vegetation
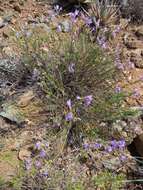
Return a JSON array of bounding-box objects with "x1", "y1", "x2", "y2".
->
[{"x1": 0, "y1": 0, "x2": 143, "y2": 189}]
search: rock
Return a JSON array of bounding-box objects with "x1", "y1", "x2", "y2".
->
[
  {"x1": 10, "y1": 131, "x2": 34, "y2": 151},
  {"x1": 0, "y1": 17, "x2": 5, "y2": 28},
  {"x1": 0, "y1": 103, "x2": 25, "y2": 125},
  {"x1": 2, "y1": 26, "x2": 12, "y2": 38},
  {"x1": 135, "y1": 26, "x2": 143, "y2": 39},
  {"x1": 0, "y1": 117, "x2": 16, "y2": 133},
  {"x1": 2, "y1": 46, "x2": 15, "y2": 57},
  {"x1": 17, "y1": 90, "x2": 35, "y2": 108},
  {"x1": 103, "y1": 157, "x2": 121, "y2": 171},
  {"x1": 130, "y1": 51, "x2": 143, "y2": 69},
  {"x1": 3, "y1": 13, "x2": 13, "y2": 23},
  {"x1": 0, "y1": 58, "x2": 25, "y2": 86},
  {"x1": 13, "y1": 4, "x2": 21, "y2": 13},
  {"x1": 18, "y1": 148, "x2": 31, "y2": 161},
  {"x1": 134, "y1": 134, "x2": 143, "y2": 157},
  {"x1": 0, "y1": 89, "x2": 47, "y2": 127},
  {"x1": 123, "y1": 33, "x2": 143, "y2": 49},
  {"x1": 122, "y1": 0, "x2": 143, "y2": 22}
]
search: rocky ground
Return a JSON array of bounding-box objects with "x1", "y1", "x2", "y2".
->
[{"x1": 0, "y1": 0, "x2": 143, "y2": 189}]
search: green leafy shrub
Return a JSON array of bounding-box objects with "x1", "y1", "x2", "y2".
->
[{"x1": 92, "y1": 171, "x2": 125, "y2": 190}]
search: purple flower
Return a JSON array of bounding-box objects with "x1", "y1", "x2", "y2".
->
[
  {"x1": 110, "y1": 139, "x2": 126, "y2": 150},
  {"x1": 85, "y1": 18, "x2": 92, "y2": 25},
  {"x1": 45, "y1": 142, "x2": 49, "y2": 148},
  {"x1": 83, "y1": 143, "x2": 89, "y2": 149},
  {"x1": 35, "y1": 141, "x2": 41, "y2": 150},
  {"x1": 112, "y1": 25, "x2": 121, "y2": 38},
  {"x1": 68, "y1": 63, "x2": 75, "y2": 73},
  {"x1": 114, "y1": 57, "x2": 124, "y2": 70},
  {"x1": 42, "y1": 170, "x2": 48, "y2": 177},
  {"x1": 65, "y1": 112, "x2": 73, "y2": 121},
  {"x1": 67, "y1": 99, "x2": 72, "y2": 110},
  {"x1": 106, "y1": 146, "x2": 113, "y2": 153},
  {"x1": 84, "y1": 95, "x2": 93, "y2": 106},
  {"x1": 97, "y1": 37, "x2": 107, "y2": 49},
  {"x1": 81, "y1": 14, "x2": 92, "y2": 26},
  {"x1": 127, "y1": 61, "x2": 134, "y2": 69},
  {"x1": 120, "y1": 155, "x2": 127, "y2": 162},
  {"x1": 25, "y1": 159, "x2": 32, "y2": 170},
  {"x1": 132, "y1": 89, "x2": 140, "y2": 98},
  {"x1": 93, "y1": 143, "x2": 102, "y2": 149},
  {"x1": 39, "y1": 150, "x2": 46, "y2": 158},
  {"x1": 54, "y1": 5, "x2": 62, "y2": 14},
  {"x1": 35, "y1": 160, "x2": 42, "y2": 169},
  {"x1": 57, "y1": 24, "x2": 62, "y2": 32},
  {"x1": 115, "y1": 85, "x2": 121, "y2": 93},
  {"x1": 76, "y1": 96, "x2": 81, "y2": 100},
  {"x1": 110, "y1": 140, "x2": 118, "y2": 149},
  {"x1": 101, "y1": 42, "x2": 108, "y2": 49},
  {"x1": 118, "y1": 140, "x2": 125, "y2": 149},
  {"x1": 69, "y1": 10, "x2": 79, "y2": 22}
]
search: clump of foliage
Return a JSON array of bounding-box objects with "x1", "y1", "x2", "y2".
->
[
  {"x1": 13, "y1": 0, "x2": 138, "y2": 149},
  {"x1": 88, "y1": 0, "x2": 120, "y2": 26},
  {"x1": 92, "y1": 171, "x2": 125, "y2": 190},
  {"x1": 15, "y1": 24, "x2": 134, "y2": 148},
  {"x1": 10, "y1": 4, "x2": 138, "y2": 189}
]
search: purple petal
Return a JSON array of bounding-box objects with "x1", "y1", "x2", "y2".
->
[
  {"x1": 67, "y1": 99, "x2": 72, "y2": 110},
  {"x1": 83, "y1": 143, "x2": 89, "y2": 149},
  {"x1": 35, "y1": 141, "x2": 41, "y2": 150},
  {"x1": 115, "y1": 85, "x2": 121, "y2": 93},
  {"x1": 65, "y1": 112, "x2": 73, "y2": 121},
  {"x1": 35, "y1": 160, "x2": 42, "y2": 169},
  {"x1": 76, "y1": 96, "x2": 81, "y2": 100},
  {"x1": 84, "y1": 95, "x2": 93, "y2": 106},
  {"x1": 118, "y1": 140, "x2": 125, "y2": 149},
  {"x1": 57, "y1": 24, "x2": 62, "y2": 32},
  {"x1": 25, "y1": 159, "x2": 32, "y2": 170},
  {"x1": 39, "y1": 150, "x2": 46, "y2": 158},
  {"x1": 106, "y1": 146, "x2": 113, "y2": 153}
]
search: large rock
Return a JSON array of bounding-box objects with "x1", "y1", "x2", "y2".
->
[
  {"x1": 135, "y1": 26, "x2": 143, "y2": 39},
  {"x1": 0, "y1": 17, "x2": 5, "y2": 28},
  {"x1": 134, "y1": 134, "x2": 143, "y2": 157},
  {"x1": 121, "y1": 0, "x2": 143, "y2": 22},
  {"x1": 123, "y1": 33, "x2": 143, "y2": 49},
  {"x1": 130, "y1": 51, "x2": 143, "y2": 69},
  {"x1": 0, "y1": 59, "x2": 25, "y2": 87}
]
